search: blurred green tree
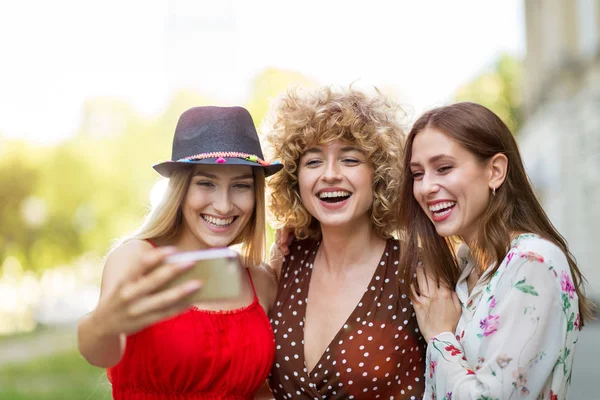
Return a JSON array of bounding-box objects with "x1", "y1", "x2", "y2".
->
[
  {"x1": 454, "y1": 54, "x2": 523, "y2": 134},
  {"x1": 0, "y1": 69, "x2": 321, "y2": 273},
  {"x1": 0, "y1": 141, "x2": 42, "y2": 269},
  {"x1": 0, "y1": 90, "x2": 215, "y2": 272},
  {"x1": 246, "y1": 67, "x2": 318, "y2": 128}
]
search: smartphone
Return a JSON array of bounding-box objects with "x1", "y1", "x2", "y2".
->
[{"x1": 163, "y1": 248, "x2": 244, "y2": 302}]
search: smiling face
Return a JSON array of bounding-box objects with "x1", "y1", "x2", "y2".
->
[
  {"x1": 297, "y1": 140, "x2": 374, "y2": 230},
  {"x1": 409, "y1": 127, "x2": 493, "y2": 244},
  {"x1": 179, "y1": 164, "x2": 255, "y2": 249}
]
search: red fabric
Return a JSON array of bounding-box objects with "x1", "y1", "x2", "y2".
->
[{"x1": 108, "y1": 240, "x2": 275, "y2": 399}]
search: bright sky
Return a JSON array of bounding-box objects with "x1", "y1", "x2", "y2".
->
[{"x1": 0, "y1": 0, "x2": 525, "y2": 144}]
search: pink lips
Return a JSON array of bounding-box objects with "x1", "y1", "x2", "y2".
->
[
  {"x1": 431, "y1": 206, "x2": 454, "y2": 222},
  {"x1": 320, "y1": 197, "x2": 350, "y2": 210},
  {"x1": 427, "y1": 200, "x2": 456, "y2": 223},
  {"x1": 317, "y1": 187, "x2": 352, "y2": 210}
]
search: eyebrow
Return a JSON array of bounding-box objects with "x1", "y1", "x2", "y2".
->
[
  {"x1": 303, "y1": 145, "x2": 365, "y2": 155},
  {"x1": 409, "y1": 154, "x2": 455, "y2": 168},
  {"x1": 193, "y1": 172, "x2": 254, "y2": 180},
  {"x1": 340, "y1": 146, "x2": 365, "y2": 154}
]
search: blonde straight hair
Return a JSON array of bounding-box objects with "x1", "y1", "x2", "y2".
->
[{"x1": 126, "y1": 165, "x2": 267, "y2": 268}]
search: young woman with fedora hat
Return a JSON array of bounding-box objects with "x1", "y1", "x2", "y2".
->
[
  {"x1": 264, "y1": 87, "x2": 426, "y2": 400},
  {"x1": 77, "y1": 106, "x2": 283, "y2": 399}
]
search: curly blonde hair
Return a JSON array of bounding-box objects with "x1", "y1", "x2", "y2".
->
[{"x1": 264, "y1": 86, "x2": 406, "y2": 240}]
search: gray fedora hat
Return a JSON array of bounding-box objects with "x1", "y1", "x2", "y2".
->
[{"x1": 153, "y1": 106, "x2": 282, "y2": 177}]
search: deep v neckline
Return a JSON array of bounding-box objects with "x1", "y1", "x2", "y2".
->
[{"x1": 299, "y1": 239, "x2": 391, "y2": 376}]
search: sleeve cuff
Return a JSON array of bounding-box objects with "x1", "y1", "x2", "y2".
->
[
  {"x1": 429, "y1": 331, "x2": 457, "y2": 344},
  {"x1": 426, "y1": 331, "x2": 462, "y2": 362}
]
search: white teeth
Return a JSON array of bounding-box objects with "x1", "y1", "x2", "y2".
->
[
  {"x1": 202, "y1": 215, "x2": 234, "y2": 226},
  {"x1": 435, "y1": 208, "x2": 452, "y2": 217},
  {"x1": 318, "y1": 191, "x2": 352, "y2": 199},
  {"x1": 428, "y1": 202, "x2": 456, "y2": 212}
]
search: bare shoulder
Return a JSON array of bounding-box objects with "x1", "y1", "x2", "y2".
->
[
  {"x1": 110, "y1": 238, "x2": 154, "y2": 257},
  {"x1": 249, "y1": 263, "x2": 278, "y2": 294},
  {"x1": 100, "y1": 239, "x2": 155, "y2": 296},
  {"x1": 249, "y1": 263, "x2": 278, "y2": 312},
  {"x1": 105, "y1": 239, "x2": 153, "y2": 272}
]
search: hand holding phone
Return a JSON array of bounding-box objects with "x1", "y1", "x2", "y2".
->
[{"x1": 162, "y1": 248, "x2": 244, "y2": 302}]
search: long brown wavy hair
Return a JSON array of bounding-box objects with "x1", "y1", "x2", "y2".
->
[{"x1": 399, "y1": 102, "x2": 593, "y2": 326}]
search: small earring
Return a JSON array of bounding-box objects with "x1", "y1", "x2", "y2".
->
[{"x1": 492, "y1": 186, "x2": 496, "y2": 196}]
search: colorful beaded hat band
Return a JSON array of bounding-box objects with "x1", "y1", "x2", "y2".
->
[
  {"x1": 179, "y1": 151, "x2": 280, "y2": 166},
  {"x1": 153, "y1": 106, "x2": 283, "y2": 177}
]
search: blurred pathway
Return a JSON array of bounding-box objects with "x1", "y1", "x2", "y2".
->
[
  {"x1": 569, "y1": 319, "x2": 600, "y2": 399},
  {"x1": 0, "y1": 324, "x2": 77, "y2": 366}
]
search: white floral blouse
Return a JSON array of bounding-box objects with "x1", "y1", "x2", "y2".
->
[{"x1": 424, "y1": 234, "x2": 580, "y2": 400}]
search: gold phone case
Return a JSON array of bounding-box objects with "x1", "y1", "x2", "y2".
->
[{"x1": 163, "y1": 248, "x2": 243, "y2": 302}]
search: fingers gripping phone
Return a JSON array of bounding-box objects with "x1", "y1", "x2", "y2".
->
[{"x1": 163, "y1": 248, "x2": 244, "y2": 302}]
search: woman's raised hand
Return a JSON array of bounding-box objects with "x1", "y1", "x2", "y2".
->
[
  {"x1": 268, "y1": 227, "x2": 295, "y2": 280},
  {"x1": 93, "y1": 245, "x2": 202, "y2": 337},
  {"x1": 410, "y1": 263, "x2": 462, "y2": 342}
]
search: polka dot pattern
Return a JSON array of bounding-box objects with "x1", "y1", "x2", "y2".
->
[{"x1": 267, "y1": 238, "x2": 426, "y2": 399}]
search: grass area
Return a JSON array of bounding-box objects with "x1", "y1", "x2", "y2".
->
[
  {"x1": 0, "y1": 324, "x2": 52, "y2": 344},
  {"x1": 0, "y1": 348, "x2": 112, "y2": 400}
]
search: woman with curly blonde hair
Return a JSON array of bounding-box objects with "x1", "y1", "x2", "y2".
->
[{"x1": 265, "y1": 86, "x2": 425, "y2": 400}]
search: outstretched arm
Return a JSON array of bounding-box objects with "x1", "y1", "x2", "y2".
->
[{"x1": 77, "y1": 241, "x2": 202, "y2": 368}]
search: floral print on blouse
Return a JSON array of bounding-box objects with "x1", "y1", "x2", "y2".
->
[{"x1": 424, "y1": 234, "x2": 580, "y2": 400}]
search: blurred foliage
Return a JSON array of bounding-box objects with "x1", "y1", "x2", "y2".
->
[
  {"x1": 454, "y1": 54, "x2": 523, "y2": 134},
  {"x1": 246, "y1": 67, "x2": 318, "y2": 128},
  {"x1": 0, "y1": 349, "x2": 111, "y2": 399},
  {"x1": 0, "y1": 69, "x2": 311, "y2": 274}
]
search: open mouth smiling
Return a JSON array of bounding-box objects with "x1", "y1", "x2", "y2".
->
[
  {"x1": 201, "y1": 214, "x2": 237, "y2": 227},
  {"x1": 428, "y1": 201, "x2": 456, "y2": 218},
  {"x1": 317, "y1": 190, "x2": 352, "y2": 203}
]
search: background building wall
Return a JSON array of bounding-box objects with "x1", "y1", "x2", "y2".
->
[{"x1": 521, "y1": 0, "x2": 600, "y2": 300}]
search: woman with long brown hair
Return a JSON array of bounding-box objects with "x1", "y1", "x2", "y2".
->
[{"x1": 399, "y1": 102, "x2": 592, "y2": 399}]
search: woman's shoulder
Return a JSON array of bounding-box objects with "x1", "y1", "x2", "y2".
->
[
  {"x1": 503, "y1": 234, "x2": 574, "y2": 297},
  {"x1": 248, "y1": 263, "x2": 278, "y2": 311},
  {"x1": 501, "y1": 234, "x2": 579, "y2": 317},
  {"x1": 508, "y1": 234, "x2": 568, "y2": 268},
  {"x1": 103, "y1": 239, "x2": 156, "y2": 276},
  {"x1": 99, "y1": 239, "x2": 158, "y2": 296},
  {"x1": 248, "y1": 263, "x2": 277, "y2": 287},
  {"x1": 108, "y1": 238, "x2": 155, "y2": 260}
]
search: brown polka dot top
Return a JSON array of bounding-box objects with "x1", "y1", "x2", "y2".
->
[{"x1": 268, "y1": 238, "x2": 426, "y2": 400}]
